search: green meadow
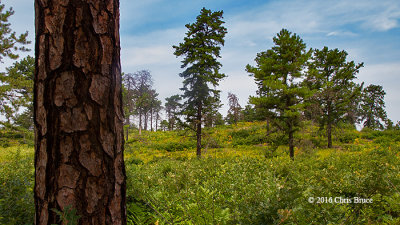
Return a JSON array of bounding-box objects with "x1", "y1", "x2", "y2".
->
[{"x1": 1, "y1": 122, "x2": 400, "y2": 224}]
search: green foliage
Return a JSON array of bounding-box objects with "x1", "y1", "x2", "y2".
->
[
  {"x1": 305, "y1": 46, "x2": 363, "y2": 147},
  {"x1": 0, "y1": 1, "x2": 31, "y2": 127},
  {"x1": 173, "y1": 7, "x2": 227, "y2": 156},
  {"x1": 0, "y1": 148, "x2": 34, "y2": 225},
  {"x1": 0, "y1": 128, "x2": 34, "y2": 147},
  {"x1": 228, "y1": 126, "x2": 268, "y2": 146},
  {"x1": 51, "y1": 205, "x2": 81, "y2": 225},
  {"x1": 1, "y1": 122, "x2": 400, "y2": 224},
  {"x1": 247, "y1": 28, "x2": 312, "y2": 159},
  {"x1": 165, "y1": 94, "x2": 182, "y2": 130},
  {"x1": 125, "y1": 140, "x2": 400, "y2": 224},
  {"x1": 121, "y1": 122, "x2": 400, "y2": 224},
  {"x1": 126, "y1": 199, "x2": 157, "y2": 225},
  {"x1": 337, "y1": 129, "x2": 359, "y2": 143},
  {"x1": 126, "y1": 130, "x2": 196, "y2": 153},
  {"x1": 0, "y1": 2, "x2": 30, "y2": 62},
  {"x1": 0, "y1": 56, "x2": 34, "y2": 128},
  {"x1": 359, "y1": 84, "x2": 388, "y2": 130}
]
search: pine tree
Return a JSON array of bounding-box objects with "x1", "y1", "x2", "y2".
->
[
  {"x1": 359, "y1": 84, "x2": 387, "y2": 130},
  {"x1": 34, "y1": 0, "x2": 126, "y2": 223},
  {"x1": 173, "y1": 8, "x2": 227, "y2": 158},
  {"x1": 165, "y1": 94, "x2": 182, "y2": 131},
  {"x1": 246, "y1": 29, "x2": 312, "y2": 160},
  {"x1": 0, "y1": 2, "x2": 30, "y2": 61},
  {"x1": 0, "y1": 1, "x2": 31, "y2": 126},
  {"x1": 0, "y1": 56, "x2": 34, "y2": 128},
  {"x1": 305, "y1": 47, "x2": 363, "y2": 148}
]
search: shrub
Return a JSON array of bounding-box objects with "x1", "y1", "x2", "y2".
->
[{"x1": 0, "y1": 149, "x2": 34, "y2": 225}]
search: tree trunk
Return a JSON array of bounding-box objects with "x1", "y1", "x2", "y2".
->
[
  {"x1": 289, "y1": 125, "x2": 294, "y2": 160},
  {"x1": 327, "y1": 102, "x2": 333, "y2": 148},
  {"x1": 196, "y1": 103, "x2": 202, "y2": 158},
  {"x1": 34, "y1": 1, "x2": 126, "y2": 224},
  {"x1": 327, "y1": 122, "x2": 332, "y2": 148},
  {"x1": 126, "y1": 116, "x2": 129, "y2": 141},
  {"x1": 139, "y1": 112, "x2": 142, "y2": 136},
  {"x1": 144, "y1": 112, "x2": 148, "y2": 131},
  {"x1": 150, "y1": 108, "x2": 153, "y2": 131},
  {"x1": 169, "y1": 118, "x2": 173, "y2": 131},
  {"x1": 155, "y1": 114, "x2": 158, "y2": 131}
]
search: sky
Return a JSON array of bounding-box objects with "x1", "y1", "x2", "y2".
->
[{"x1": 3, "y1": 0, "x2": 400, "y2": 124}]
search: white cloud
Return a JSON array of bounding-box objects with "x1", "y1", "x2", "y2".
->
[
  {"x1": 361, "y1": 1, "x2": 400, "y2": 31},
  {"x1": 327, "y1": 31, "x2": 357, "y2": 37},
  {"x1": 122, "y1": 45, "x2": 176, "y2": 68}
]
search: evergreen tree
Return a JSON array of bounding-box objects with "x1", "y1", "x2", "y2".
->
[
  {"x1": 160, "y1": 120, "x2": 169, "y2": 131},
  {"x1": 0, "y1": 56, "x2": 34, "y2": 128},
  {"x1": 203, "y1": 95, "x2": 223, "y2": 127},
  {"x1": 0, "y1": 2, "x2": 30, "y2": 61},
  {"x1": 173, "y1": 8, "x2": 227, "y2": 158},
  {"x1": 165, "y1": 94, "x2": 182, "y2": 130},
  {"x1": 246, "y1": 29, "x2": 312, "y2": 160},
  {"x1": 305, "y1": 47, "x2": 363, "y2": 148},
  {"x1": 242, "y1": 104, "x2": 257, "y2": 122},
  {"x1": 359, "y1": 84, "x2": 387, "y2": 130},
  {"x1": 0, "y1": 1, "x2": 31, "y2": 126}
]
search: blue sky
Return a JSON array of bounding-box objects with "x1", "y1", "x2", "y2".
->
[{"x1": 4, "y1": 0, "x2": 400, "y2": 124}]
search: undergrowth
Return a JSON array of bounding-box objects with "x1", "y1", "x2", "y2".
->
[{"x1": 0, "y1": 122, "x2": 399, "y2": 224}]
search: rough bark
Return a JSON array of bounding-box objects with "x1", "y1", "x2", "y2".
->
[{"x1": 34, "y1": 0, "x2": 126, "y2": 224}]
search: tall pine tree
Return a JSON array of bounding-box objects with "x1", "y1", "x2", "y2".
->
[
  {"x1": 246, "y1": 29, "x2": 311, "y2": 160},
  {"x1": 173, "y1": 8, "x2": 227, "y2": 158},
  {"x1": 305, "y1": 47, "x2": 363, "y2": 148}
]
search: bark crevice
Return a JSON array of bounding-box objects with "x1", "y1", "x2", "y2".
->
[{"x1": 34, "y1": 0, "x2": 126, "y2": 224}]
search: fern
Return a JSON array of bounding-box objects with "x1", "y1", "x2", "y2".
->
[{"x1": 51, "y1": 205, "x2": 81, "y2": 225}]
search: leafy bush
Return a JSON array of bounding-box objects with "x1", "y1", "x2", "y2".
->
[
  {"x1": 337, "y1": 129, "x2": 359, "y2": 143},
  {"x1": 125, "y1": 143, "x2": 400, "y2": 224},
  {"x1": 0, "y1": 149, "x2": 34, "y2": 225},
  {"x1": 229, "y1": 127, "x2": 269, "y2": 146}
]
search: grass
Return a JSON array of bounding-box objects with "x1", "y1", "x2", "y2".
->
[{"x1": 1, "y1": 122, "x2": 400, "y2": 224}]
